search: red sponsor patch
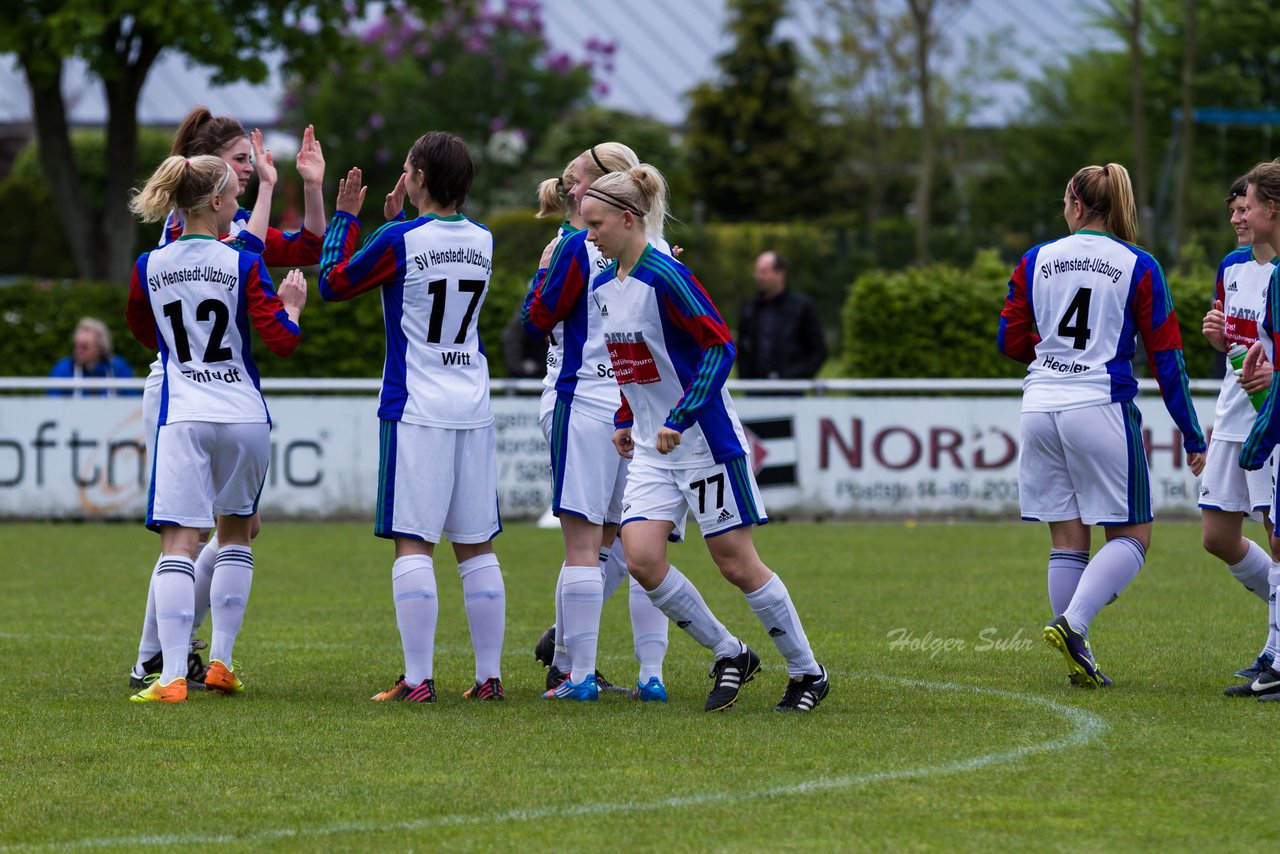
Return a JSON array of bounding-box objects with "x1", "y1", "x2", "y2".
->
[
  {"x1": 607, "y1": 341, "x2": 661, "y2": 385},
  {"x1": 1225, "y1": 315, "x2": 1259, "y2": 346}
]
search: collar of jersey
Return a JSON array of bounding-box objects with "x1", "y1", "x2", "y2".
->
[
  {"x1": 176, "y1": 233, "x2": 218, "y2": 241},
  {"x1": 1075, "y1": 229, "x2": 1112, "y2": 237},
  {"x1": 419, "y1": 213, "x2": 466, "y2": 223}
]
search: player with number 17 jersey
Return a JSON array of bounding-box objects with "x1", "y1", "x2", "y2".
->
[{"x1": 319, "y1": 213, "x2": 495, "y2": 429}]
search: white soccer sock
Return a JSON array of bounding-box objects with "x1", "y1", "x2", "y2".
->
[
  {"x1": 647, "y1": 566, "x2": 739, "y2": 660},
  {"x1": 134, "y1": 554, "x2": 163, "y2": 672},
  {"x1": 1266, "y1": 586, "x2": 1280, "y2": 661},
  {"x1": 1227, "y1": 540, "x2": 1272, "y2": 603},
  {"x1": 744, "y1": 573, "x2": 820, "y2": 676},
  {"x1": 1062, "y1": 536, "x2": 1145, "y2": 634},
  {"x1": 1047, "y1": 548, "x2": 1089, "y2": 617},
  {"x1": 191, "y1": 537, "x2": 217, "y2": 641},
  {"x1": 601, "y1": 543, "x2": 628, "y2": 603},
  {"x1": 562, "y1": 564, "x2": 604, "y2": 683},
  {"x1": 459, "y1": 554, "x2": 505, "y2": 682},
  {"x1": 551, "y1": 567, "x2": 570, "y2": 671},
  {"x1": 392, "y1": 555, "x2": 438, "y2": 686},
  {"x1": 153, "y1": 556, "x2": 195, "y2": 684},
  {"x1": 629, "y1": 576, "x2": 669, "y2": 682},
  {"x1": 209, "y1": 545, "x2": 253, "y2": 666}
]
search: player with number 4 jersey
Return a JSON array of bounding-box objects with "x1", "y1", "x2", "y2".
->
[{"x1": 1000, "y1": 161, "x2": 1204, "y2": 690}]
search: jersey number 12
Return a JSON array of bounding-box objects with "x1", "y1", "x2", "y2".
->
[{"x1": 162, "y1": 299, "x2": 232, "y2": 363}]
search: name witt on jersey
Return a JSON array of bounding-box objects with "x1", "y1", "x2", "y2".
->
[
  {"x1": 412, "y1": 248, "x2": 492, "y2": 272},
  {"x1": 149, "y1": 266, "x2": 238, "y2": 292},
  {"x1": 1039, "y1": 257, "x2": 1124, "y2": 284}
]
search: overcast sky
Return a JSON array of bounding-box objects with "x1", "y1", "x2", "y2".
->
[{"x1": 0, "y1": 0, "x2": 1114, "y2": 128}]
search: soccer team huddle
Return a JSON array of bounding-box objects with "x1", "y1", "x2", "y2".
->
[{"x1": 124, "y1": 108, "x2": 829, "y2": 712}]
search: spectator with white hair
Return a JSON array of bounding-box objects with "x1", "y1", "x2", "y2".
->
[{"x1": 48, "y1": 316, "x2": 137, "y2": 396}]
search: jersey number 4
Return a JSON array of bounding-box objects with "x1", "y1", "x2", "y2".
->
[
  {"x1": 162, "y1": 299, "x2": 232, "y2": 363},
  {"x1": 1057, "y1": 287, "x2": 1093, "y2": 350}
]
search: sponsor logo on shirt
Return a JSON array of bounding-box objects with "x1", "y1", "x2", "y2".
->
[{"x1": 605, "y1": 330, "x2": 660, "y2": 385}]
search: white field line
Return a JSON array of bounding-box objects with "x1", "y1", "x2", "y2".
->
[{"x1": 0, "y1": 672, "x2": 1107, "y2": 852}]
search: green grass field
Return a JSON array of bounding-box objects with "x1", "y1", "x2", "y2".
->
[{"x1": 1, "y1": 520, "x2": 1276, "y2": 851}]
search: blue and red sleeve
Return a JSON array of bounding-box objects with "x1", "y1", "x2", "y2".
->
[
  {"x1": 1134, "y1": 259, "x2": 1204, "y2": 453},
  {"x1": 656, "y1": 266, "x2": 736, "y2": 431},
  {"x1": 243, "y1": 255, "x2": 301, "y2": 357},
  {"x1": 264, "y1": 226, "x2": 323, "y2": 267},
  {"x1": 318, "y1": 212, "x2": 403, "y2": 302},
  {"x1": 1241, "y1": 265, "x2": 1280, "y2": 468},
  {"x1": 126, "y1": 255, "x2": 157, "y2": 349},
  {"x1": 615, "y1": 391, "x2": 634, "y2": 430},
  {"x1": 998, "y1": 255, "x2": 1040, "y2": 363},
  {"x1": 521, "y1": 234, "x2": 587, "y2": 338}
]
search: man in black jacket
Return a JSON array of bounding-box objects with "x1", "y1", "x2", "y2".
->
[{"x1": 737, "y1": 251, "x2": 827, "y2": 379}]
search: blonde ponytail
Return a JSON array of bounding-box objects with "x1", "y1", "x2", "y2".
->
[{"x1": 130, "y1": 155, "x2": 233, "y2": 223}]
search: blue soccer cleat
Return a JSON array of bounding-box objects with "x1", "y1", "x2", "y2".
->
[
  {"x1": 632, "y1": 676, "x2": 669, "y2": 703},
  {"x1": 1235, "y1": 652, "x2": 1274, "y2": 680},
  {"x1": 543, "y1": 672, "x2": 599, "y2": 701},
  {"x1": 1044, "y1": 615, "x2": 1109, "y2": 688}
]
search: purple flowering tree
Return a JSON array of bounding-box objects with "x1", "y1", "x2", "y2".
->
[{"x1": 284, "y1": 0, "x2": 610, "y2": 210}]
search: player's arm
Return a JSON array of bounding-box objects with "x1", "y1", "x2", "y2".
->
[
  {"x1": 1134, "y1": 260, "x2": 1205, "y2": 454},
  {"x1": 998, "y1": 255, "x2": 1040, "y2": 363},
  {"x1": 1241, "y1": 266, "x2": 1280, "y2": 469},
  {"x1": 262, "y1": 225, "x2": 324, "y2": 267},
  {"x1": 126, "y1": 256, "x2": 157, "y2": 349},
  {"x1": 521, "y1": 235, "x2": 587, "y2": 338},
  {"x1": 317, "y1": 213, "x2": 402, "y2": 302},
  {"x1": 660, "y1": 271, "x2": 736, "y2": 432},
  {"x1": 244, "y1": 255, "x2": 302, "y2": 357}
]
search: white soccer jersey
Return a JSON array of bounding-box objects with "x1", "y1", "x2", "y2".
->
[
  {"x1": 1212, "y1": 247, "x2": 1275, "y2": 441},
  {"x1": 318, "y1": 212, "x2": 495, "y2": 428},
  {"x1": 126, "y1": 236, "x2": 300, "y2": 425},
  {"x1": 592, "y1": 246, "x2": 750, "y2": 469}
]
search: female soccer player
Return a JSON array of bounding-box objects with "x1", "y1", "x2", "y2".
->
[
  {"x1": 1199, "y1": 177, "x2": 1279, "y2": 691},
  {"x1": 998, "y1": 162, "x2": 1206, "y2": 688},
  {"x1": 129, "y1": 107, "x2": 333, "y2": 691},
  {"x1": 319, "y1": 133, "x2": 506, "y2": 703},
  {"x1": 1226, "y1": 159, "x2": 1280, "y2": 700},
  {"x1": 582, "y1": 164, "x2": 829, "y2": 713},
  {"x1": 126, "y1": 154, "x2": 306, "y2": 702},
  {"x1": 522, "y1": 144, "x2": 672, "y2": 702}
]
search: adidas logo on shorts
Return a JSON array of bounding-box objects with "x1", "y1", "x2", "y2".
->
[{"x1": 716, "y1": 508, "x2": 734, "y2": 524}]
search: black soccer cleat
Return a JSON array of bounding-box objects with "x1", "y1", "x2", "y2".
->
[
  {"x1": 534, "y1": 624, "x2": 556, "y2": 668},
  {"x1": 545, "y1": 665, "x2": 570, "y2": 692},
  {"x1": 774, "y1": 665, "x2": 830, "y2": 712},
  {"x1": 128, "y1": 649, "x2": 207, "y2": 691},
  {"x1": 704, "y1": 645, "x2": 761, "y2": 712},
  {"x1": 1248, "y1": 667, "x2": 1280, "y2": 700}
]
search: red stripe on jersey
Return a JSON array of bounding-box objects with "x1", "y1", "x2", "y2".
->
[
  {"x1": 320, "y1": 223, "x2": 401, "y2": 302},
  {"x1": 264, "y1": 226, "x2": 323, "y2": 267},
  {"x1": 246, "y1": 259, "x2": 301, "y2": 357},
  {"x1": 615, "y1": 391, "x2": 634, "y2": 429},
  {"x1": 661, "y1": 293, "x2": 733, "y2": 350},
  {"x1": 526, "y1": 254, "x2": 588, "y2": 333},
  {"x1": 1135, "y1": 268, "x2": 1183, "y2": 354},
  {"x1": 999, "y1": 257, "x2": 1040, "y2": 363},
  {"x1": 126, "y1": 262, "x2": 158, "y2": 349}
]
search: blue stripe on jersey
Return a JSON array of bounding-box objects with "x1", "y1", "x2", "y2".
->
[
  {"x1": 642, "y1": 249, "x2": 723, "y2": 324},
  {"x1": 380, "y1": 277, "x2": 410, "y2": 420},
  {"x1": 1121, "y1": 401, "x2": 1152, "y2": 525},
  {"x1": 235, "y1": 253, "x2": 270, "y2": 423},
  {"x1": 375, "y1": 419, "x2": 397, "y2": 539},
  {"x1": 1104, "y1": 248, "x2": 1144, "y2": 403},
  {"x1": 667, "y1": 343, "x2": 733, "y2": 429},
  {"x1": 549, "y1": 393, "x2": 572, "y2": 516},
  {"x1": 726, "y1": 457, "x2": 766, "y2": 526}
]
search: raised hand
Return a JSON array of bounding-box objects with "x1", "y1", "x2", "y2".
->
[
  {"x1": 336, "y1": 167, "x2": 368, "y2": 217},
  {"x1": 539, "y1": 235, "x2": 559, "y2": 268},
  {"x1": 278, "y1": 269, "x2": 308, "y2": 323},
  {"x1": 250, "y1": 129, "x2": 277, "y2": 188},
  {"x1": 295, "y1": 124, "x2": 325, "y2": 188},
  {"x1": 384, "y1": 173, "x2": 407, "y2": 221}
]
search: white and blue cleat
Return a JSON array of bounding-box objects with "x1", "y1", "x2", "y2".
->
[{"x1": 543, "y1": 672, "x2": 599, "y2": 701}]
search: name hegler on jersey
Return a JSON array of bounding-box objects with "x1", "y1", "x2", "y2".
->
[{"x1": 1042, "y1": 354, "x2": 1090, "y2": 374}]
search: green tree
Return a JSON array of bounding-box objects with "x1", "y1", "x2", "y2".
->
[
  {"x1": 0, "y1": 0, "x2": 359, "y2": 283},
  {"x1": 684, "y1": 0, "x2": 834, "y2": 221},
  {"x1": 283, "y1": 0, "x2": 600, "y2": 214}
]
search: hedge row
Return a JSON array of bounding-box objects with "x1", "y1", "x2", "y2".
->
[{"x1": 840, "y1": 249, "x2": 1222, "y2": 381}]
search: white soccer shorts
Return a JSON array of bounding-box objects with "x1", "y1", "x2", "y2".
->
[
  {"x1": 148, "y1": 420, "x2": 270, "y2": 530},
  {"x1": 1019, "y1": 401, "x2": 1151, "y2": 526},
  {"x1": 621, "y1": 455, "x2": 767, "y2": 541},
  {"x1": 375, "y1": 419, "x2": 501, "y2": 544},
  {"x1": 1198, "y1": 438, "x2": 1274, "y2": 518},
  {"x1": 540, "y1": 397, "x2": 628, "y2": 526}
]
